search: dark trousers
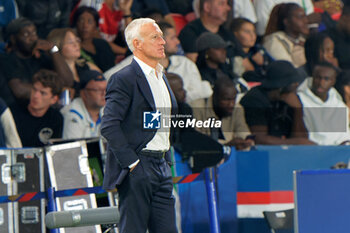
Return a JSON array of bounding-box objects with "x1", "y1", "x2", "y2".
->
[{"x1": 118, "y1": 154, "x2": 178, "y2": 233}]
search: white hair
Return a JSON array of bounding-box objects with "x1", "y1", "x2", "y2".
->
[{"x1": 124, "y1": 18, "x2": 156, "y2": 52}]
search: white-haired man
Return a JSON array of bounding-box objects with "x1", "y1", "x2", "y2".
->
[{"x1": 101, "y1": 18, "x2": 178, "y2": 233}]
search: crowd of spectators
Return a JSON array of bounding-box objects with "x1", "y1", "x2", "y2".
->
[{"x1": 1, "y1": 0, "x2": 350, "y2": 151}]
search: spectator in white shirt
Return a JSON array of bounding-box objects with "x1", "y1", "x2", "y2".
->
[
  {"x1": 298, "y1": 62, "x2": 350, "y2": 145},
  {"x1": 61, "y1": 70, "x2": 107, "y2": 139}
]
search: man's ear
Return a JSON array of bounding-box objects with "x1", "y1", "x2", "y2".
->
[
  {"x1": 50, "y1": 95, "x2": 59, "y2": 105},
  {"x1": 203, "y1": 1, "x2": 211, "y2": 13},
  {"x1": 133, "y1": 38, "x2": 141, "y2": 51},
  {"x1": 9, "y1": 34, "x2": 16, "y2": 47}
]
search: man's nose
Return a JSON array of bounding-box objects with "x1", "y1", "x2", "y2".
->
[{"x1": 320, "y1": 78, "x2": 328, "y2": 87}]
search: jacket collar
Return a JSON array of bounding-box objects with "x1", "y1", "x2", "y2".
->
[{"x1": 131, "y1": 59, "x2": 177, "y2": 113}]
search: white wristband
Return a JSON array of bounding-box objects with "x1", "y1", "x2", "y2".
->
[{"x1": 50, "y1": 45, "x2": 59, "y2": 54}]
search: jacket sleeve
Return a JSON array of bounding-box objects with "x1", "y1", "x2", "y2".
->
[
  {"x1": 1, "y1": 108, "x2": 22, "y2": 148},
  {"x1": 263, "y1": 33, "x2": 293, "y2": 63},
  {"x1": 101, "y1": 73, "x2": 139, "y2": 168}
]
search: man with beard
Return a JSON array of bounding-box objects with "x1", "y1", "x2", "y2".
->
[
  {"x1": 1, "y1": 17, "x2": 73, "y2": 106},
  {"x1": 240, "y1": 60, "x2": 315, "y2": 145},
  {"x1": 61, "y1": 70, "x2": 107, "y2": 139}
]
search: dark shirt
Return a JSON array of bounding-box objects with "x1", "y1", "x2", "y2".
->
[
  {"x1": 132, "y1": 0, "x2": 170, "y2": 17},
  {"x1": 197, "y1": 64, "x2": 232, "y2": 87},
  {"x1": 0, "y1": 69, "x2": 13, "y2": 107},
  {"x1": 0, "y1": 51, "x2": 53, "y2": 106},
  {"x1": 171, "y1": 102, "x2": 193, "y2": 154},
  {"x1": 328, "y1": 27, "x2": 350, "y2": 69},
  {"x1": 10, "y1": 105, "x2": 63, "y2": 147},
  {"x1": 178, "y1": 18, "x2": 236, "y2": 54},
  {"x1": 16, "y1": 0, "x2": 72, "y2": 38},
  {"x1": 81, "y1": 38, "x2": 115, "y2": 72},
  {"x1": 165, "y1": 0, "x2": 193, "y2": 15},
  {"x1": 73, "y1": 60, "x2": 91, "y2": 97},
  {"x1": 240, "y1": 86, "x2": 294, "y2": 138},
  {"x1": 234, "y1": 41, "x2": 273, "y2": 77}
]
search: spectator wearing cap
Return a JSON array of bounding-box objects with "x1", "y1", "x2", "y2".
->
[
  {"x1": 0, "y1": 17, "x2": 73, "y2": 106},
  {"x1": 196, "y1": 32, "x2": 237, "y2": 89},
  {"x1": 240, "y1": 60, "x2": 315, "y2": 145},
  {"x1": 61, "y1": 70, "x2": 107, "y2": 139},
  {"x1": 10, "y1": 69, "x2": 64, "y2": 147},
  {"x1": 297, "y1": 62, "x2": 350, "y2": 145}
]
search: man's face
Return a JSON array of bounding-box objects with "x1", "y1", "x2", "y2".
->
[
  {"x1": 13, "y1": 24, "x2": 38, "y2": 54},
  {"x1": 29, "y1": 82, "x2": 57, "y2": 112},
  {"x1": 169, "y1": 77, "x2": 186, "y2": 103},
  {"x1": 285, "y1": 7, "x2": 309, "y2": 36},
  {"x1": 82, "y1": 80, "x2": 107, "y2": 109},
  {"x1": 311, "y1": 65, "x2": 336, "y2": 101},
  {"x1": 214, "y1": 86, "x2": 237, "y2": 118},
  {"x1": 164, "y1": 28, "x2": 180, "y2": 56},
  {"x1": 76, "y1": 12, "x2": 97, "y2": 40},
  {"x1": 207, "y1": 47, "x2": 227, "y2": 64},
  {"x1": 205, "y1": 0, "x2": 231, "y2": 24},
  {"x1": 137, "y1": 23, "x2": 166, "y2": 61}
]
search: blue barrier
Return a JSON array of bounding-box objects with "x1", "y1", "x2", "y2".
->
[
  {"x1": 175, "y1": 145, "x2": 350, "y2": 233},
  {"x1": 294, "y1": 169, "x2": 350, "y2": 233},
  {"x1": 175, "y1": 149, "x2": 238, "y2": 233},
  {"x1": 204, "y1": 168, "x2": 221, "y2": 233}
]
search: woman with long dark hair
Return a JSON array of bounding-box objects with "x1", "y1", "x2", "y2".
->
[
  {"x1": 263, "y1": 3, "x2": 309, "y2": 67},
  {"x1": 303, "y1": 31, "x2": 338, "y2": 75}
]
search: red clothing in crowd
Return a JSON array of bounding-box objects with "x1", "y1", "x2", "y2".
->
[{"x1": 99, "y1": 2, "x2": 123, "y2": 42}]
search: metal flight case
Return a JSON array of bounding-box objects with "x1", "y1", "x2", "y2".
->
[
  {"x1": 0, "y1": 148, "x2": 46, "y2": 233},
  {"x1": 0, "y1": 149, "x2": 12, "y2": 233},
  {"x1": 45, "y1": 141, "x2": 101, "y2": 233}
]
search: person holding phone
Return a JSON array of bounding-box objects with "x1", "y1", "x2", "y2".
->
[{"x1": 240, "y1": 60, "x2": 316, "y2": 145}]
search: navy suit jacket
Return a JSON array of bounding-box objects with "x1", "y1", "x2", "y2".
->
[{"x1": 102, "y1": 59, "x2": 177, "y2": 190}]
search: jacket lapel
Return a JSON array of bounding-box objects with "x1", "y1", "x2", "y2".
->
[{"x1": 132, "y1": 60, "x2": 156, "y2": 111}]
